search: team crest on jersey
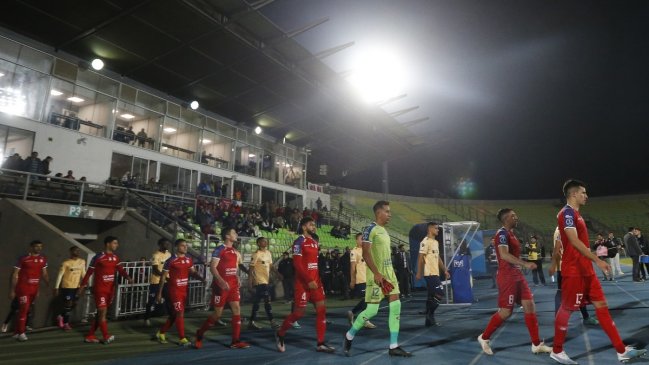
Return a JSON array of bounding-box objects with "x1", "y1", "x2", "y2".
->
[{"x1": 499, "y1": 234, "x2": 507, "y2": 244}]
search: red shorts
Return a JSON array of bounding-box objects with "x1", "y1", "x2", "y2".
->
[
  {"x1": 561, "y1": 275, "x2": 605, "y2": 310},
  {"x1": 94, "y1": 290, "x2": 114, "y2": 309},
  {"x1": 168, "y1": 291, "x2": 187, "y2": 312},
  {"x1": 211, "y1": 282, "x2": 240, "y2": 308},
  {"x1": 15, "y1": 288, "x2": 37, "y2": 306},
  {"x1": 497, "y1": 277, "x2": 533, "y2": 309},
  {"x1": 294, "y1": 280, "x2": 326, "y2": 308}
]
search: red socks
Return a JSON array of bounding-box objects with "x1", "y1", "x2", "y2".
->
[
  {"x1": 87, "y1": 319, "x2": 98, "y2": 337},
  {"x1": 175, "y1": 315, "x2": 185, "y2": 339},
  {"x1": 231, "y1": 315, "x2": 241, "y2": 343},
  {"x1": 482, "y1": 312, "x2": 505, "y2": 340},
  {"x1": 595, "y1": 306, "x2": 625, "y2": 353},
  {"x1": 524, "y1": 313, "x2": 541, "y2": 346},
  {"x1": 197, "y1": 317, "x2": 216, "y2": 339},
  {"x1": 315, "y1": 306, "x2": 327, "y2": 344},
  {"x1": 160, "y1": 319, "x2": 173, "y2": 334},
  {"x1": 99, "y1": 320, "x2": 109, "y2": 339},
  {"x1": 553, "y1": 306, "x2": 571, "y2": 353},
  {"x1": 278, "y1": 311, "x2": 303, "y2": 336}
]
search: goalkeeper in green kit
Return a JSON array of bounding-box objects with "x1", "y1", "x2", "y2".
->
[{"x1": 343, "y1": 200, "x2": 411, "y2": 357}]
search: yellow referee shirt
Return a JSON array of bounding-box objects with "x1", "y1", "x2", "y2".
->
[
  {"x1": 350, "y1": 246, "x2": 367, "y2": 284},
  {"x1": 419, "y1": 237, "x2": 441, "y2": 276},
  {"x1": 250, "y1": 249, "x2": 273, "y2": 285},
  {"x1": 56, "y1": 258, "x2": 86, "y2": 289},
  {"x1": 150, "y1": 250, "x2": 171, "y2": 284}
]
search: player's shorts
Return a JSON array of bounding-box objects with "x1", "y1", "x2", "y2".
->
[
  {"x1": 561, "y1": 275, "x2": 605, "y2": 310},
  {"x1": 93, "y1": 290, "x2": 114, "y2": 309},
  {"x1": 366, "y1": 269, "x2": 400, "y2": 303},
  {"x1": 167, "y1": 291, "x2": 187, "y2": 313},
  {"x1": 211, "y1": 282, "x2": 240, "y2": 308},
  {"x1": 15, "y1": 288, "x2": 37, "y2": 306},
  {"x1": 497, "y1": 277, "x2": 533, "y2": 309},
  {"x1": 253, "y1": 284, "x2": 272, "y2": 301},
  {"x1": 59, "y1": 288, "x2": 78, "y2": 302},
  {"x1": 352, "y1": 282, "x2": 366, "y2": 298},
  {"x1": 294, "y1": 280, "x2": 326, "y2": 308},
  {"x1": 424, "y1": 275, "x2": 444, "y2": 299}
]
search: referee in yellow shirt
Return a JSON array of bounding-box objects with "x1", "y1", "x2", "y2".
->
[
  {"x1": 145, "y1": 239, "x2": 171, "y2": 326},
  {"x1": 248, "y1": 237, "x2": 281, "y2": 329},
  {"x1": 54, "y1": 246, "x2": 86, "y2": 330}
]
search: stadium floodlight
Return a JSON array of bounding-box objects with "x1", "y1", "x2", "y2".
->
[
  {"x1": 347, "y1": 46, "x2": 407, "y2": 103},
  {"x1": 189, "y1": 100, "x2": 199, "y2": 110},
  {"x1": 91, "y1": 58, "x2": 104, "y2": 70},
  {"x1": 254, "y1": 126, "x2": 262, "y2": 134}
]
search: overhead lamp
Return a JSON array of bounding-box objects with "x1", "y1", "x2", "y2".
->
[
  {"x1": 0, "y1": 72, "x2": 4, "y2": 77},
  {"x1": 163, "y1": 127, "x2": 177, "y2": 133},
  {"x1": 248, "y1": 153, "x2": 256, "y2": 158},
  {"x1": 189, "y1": 100, "x2": 199, "y2": 110},
  {"x1": 50, "y1": 90, "x2": 63, "y2": 96},
  {"x1": 254, "y1": 126, "x2": 262, "y2": 134},
  {"x1": 120, "y1": 113, "x2": 135, "y2": 120},
  {"x1": 67, "y1": 96, "x2": 85, "y2": 103},
  {"x1": 201, "y1": 139, "x2": 211, "y2": 144},
  {"x1": 91, "y1": 58, "x2": 104, "y2": 70}
]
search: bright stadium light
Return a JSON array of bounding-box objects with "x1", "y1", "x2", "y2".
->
[
  {"x1": 347, "y1": 47, "x2": 407, "y2": 103},
  {"x1": 189, "y1": 100, "x2": 199, "y2": 110},
  {"x1": 254, "y1": 126, "x2": 262, "y2": 134},
  {"x1": 91, "y1": 58, "x2": 104, "y2": 70}
]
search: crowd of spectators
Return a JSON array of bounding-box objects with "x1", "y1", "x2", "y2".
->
[{"x1": 1, "y1": 151, "x2": 84, "y2": 181}]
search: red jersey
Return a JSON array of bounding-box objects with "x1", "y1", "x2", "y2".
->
[
  {"x1": 292, "y1": 235, "x2": 320, "y2": 285},
  {"x1": 494, "y1": 228, "x2": 524, "y2": 281},
  {"x1": 163, "y1": 255, "x2": 194, "y2": 293},
  {"x1": 14, "y1": 254, "x2": 48, "y2": 290},
  {"x1": 81, "y1": 252, "x2": 129, "y2": 292},
  {"x1": 211, "y1": 245, "x2": 241, "y2": 284},
  {"x1": 558, "y1": 204, "x2": 594, "y2": 277}
]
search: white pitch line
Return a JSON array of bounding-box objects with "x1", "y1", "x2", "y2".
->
[{"x1": 582, "y1": 324, "x2": 595, "y2": 365}]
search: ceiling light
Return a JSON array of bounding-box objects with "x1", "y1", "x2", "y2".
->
[
  {"x1": 120, "y1": 113, "x2": 135, "y2": 120},
  {"x1": 248, "y1": 153, "x2": 256, "y2": 158},
  {"x1": 50, "y1": 90, "x2": 63, "y2": 96},
  {"x1": 201, "y1": 139, "x2": 211, "y2": 144},
  {"x1": 0, "y1": 72, "x2": 4, "y2": 77},
  {"x1": 163, "y1": 127, "x2": 177, "y2": 133},
  {"x1": 67, "y1": 96, "x2": 85, "y2": 103},
  {"x1": 254, "y1": 126, "x2": 262, "y2": 134},
  {"x1": 91, "y1": 58, "x2": 104, "y2": 70},
  {"x1": 189, "y1": 100, "x2": 199, "y2": 110}
]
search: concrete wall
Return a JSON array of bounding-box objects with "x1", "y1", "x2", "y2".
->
[{"x1": 0, "y1": 199, "x2": 92, "y2": 330}]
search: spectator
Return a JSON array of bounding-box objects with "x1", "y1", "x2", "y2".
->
[
  {"x1": 526, "y1": 235, "x2": 546, "y2": 286},
  {"x1": 316, "y1": 197, "x2": 322, "y2": 211},
  {"x1": 485, "y1": 238, "x2": 498, "y2": 288},
  {"x1": 54, "y1": 172, "x2": 63, "y2": 178},
  {"x1": 2, "y1": 153, "x2": 23, "y2": 173},
  {"x1": 318, "y1": 248, "x2": 333, "y2": 294},
  {"x1": 23, "y1": 151, "x2": 41, "y2": 175},
  {"x1": 40, "y1": 156, "x2": 53, "y2": 176},
  {"x1": 393, "y1": 243, "x2": 412, "y2": 298},
  {"x1": 200, "y1": 151, "x2": 209, "y2": 164},
  {"x1": 607, "y1": 231, "x2": 624, "y2": 276},
  {"x1": 124, "y1": 126, "x2": 135, "y2": 144},
  {"x1": 331, "y1": 250, "x2": 349, "y2": 298},
  {"x1": 593, "y1": 233, "x2": 613, "y2": 281},
  {"x1": 63, "y1": 170, "x2": 75, "y2": 180},
  {"x1": 277, "y1": 252, "x2": 294, "y2": 303},
  {"x1": 136, "y1": 128, "x2": 147, "y2": 147},
  {"x1": 340, "y1": 247, "x2": 351, "y2": 298},
  {"x1": 624, "y1": 227, "x2": 643, "y2": 282},
  {"x1": 636, "y1": 228, "x2": 649, "y2": 280}
]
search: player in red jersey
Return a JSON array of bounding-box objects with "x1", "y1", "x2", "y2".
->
[
  {"x1": 78, "y1": 236, "x2": 133, "y2": 344},
  {"x1": 477, "y1": 209, "x2": 552, "y2": 356},
  {"x1": 155, "y1": 239, "x2": 205, "y2": 346},
  {"x1": 10, "y1": 240, "x2": 49, "y2": 341},
  {"x1": 550, "y1": 180, "x2": 646, "y2": 364},
  {"x1": 275, "y1": 216, "x2": 335, "y2": 354},
  {"x1": 194, "y1": 227, "x2": 250, "y2": 349}
]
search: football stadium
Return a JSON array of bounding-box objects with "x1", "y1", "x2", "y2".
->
[{"x1": 0, "y1": 1, "x2": 648, "y2": 364}]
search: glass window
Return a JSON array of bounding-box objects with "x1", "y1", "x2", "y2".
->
[
  {"x1": 159, "y1": 163, "x2": 179, "y2": 192},
  {"x1": 0, "y1": 36, "x2": 20, "y2": 63},
  {"x1": 76, "y1": 69, "x2": 119, "y2": 96},
  {"x1": 180, "y1": 108, "x2": 204, "y2": 128},
  {"x1": 218, "y1": 121, "x2": 236, "y2": 138},
  {"x1": 166, "y1": 102, "x2": 180, "y2": 119},
  {"x1": 132, "y1": 157, "x2": 148, "y2": 187},
  {"x1": 17, "y1": 46, "x2": 53, "y2": 74},
  {"x1": 284, "y1": 161, "x2": 304, "y2": 189},
  {"x1": 233, "y1": 181, "x2": 253, "y2": 203},
  {"x1": 0, "y1": 125, "x2": 34, "y2": 167},
  {"x1": 136, "y1": 90, "x2": 165, "y2": 114},
  {"x1": 0, "y1": 60, "x2": 48, "y2": 121},
  {"x1": 160, "y1": 117, "x2": 200, "y2": 161},
  {"x1": 261, "y1": 151, "x2": 276, "y2": 181},
  {"x1": 200, "y1": 130, "x2": 232, "y2": 169},
  {"x1": 113, "y1": 101, "x2": 162, "y2": 150},
  {"x1": 235, "y1": 142, "x2": 258, "y2": 176},
  {"x1": 46, "y1": 78, "x2": 115, "y2": 137},
  {"x1": 109, "y1": 152, "x2": 132, "y2": 184}
]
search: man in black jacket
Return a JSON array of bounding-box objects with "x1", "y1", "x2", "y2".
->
[
  {"x1": 393, "y1": 244, "x2": 412, "y2": 298},
  {"x1": 636, "y1": 228, "x2": 649, "y2": 280},
  {"x1": 623, "y1": 227, "x2": 643, "y2": 282},
  {"x1": 277, "y1": 252, "x2": 294, "y2": 302}
]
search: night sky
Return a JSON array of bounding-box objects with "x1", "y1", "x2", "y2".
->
[{"x1": 262, "y1": 1, "x2": 649, "y2": 199}]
